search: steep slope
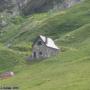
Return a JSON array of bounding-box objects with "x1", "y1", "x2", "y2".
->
[
  {"x1": 0, "y1": 0, "x2": 89, "y2": 45},
  {"x1": 0, "y1": 0, "x2": 82, "y2": 28},
  {"x1": 0, "y1": 0, "x2": 90, "y2": 90}
]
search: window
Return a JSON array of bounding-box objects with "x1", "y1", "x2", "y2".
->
[
  {"x1": 38, "y1": 41, "x2": 42, "y2": 45},
  {"x1": 39, "y1": 52, "x2": 42, "y2": 55}
]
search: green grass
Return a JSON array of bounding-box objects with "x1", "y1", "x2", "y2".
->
[
  {"x1": 57, "y1": 23, "x2": 90, "y2": 47},
  {"x1": 0, "y1": 0, "x2": 90, "y2": 90},
  {"x1": 0, "y1": 45, "x2": 23, "y2": 72}
]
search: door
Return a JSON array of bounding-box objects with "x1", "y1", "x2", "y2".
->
[{"x1": 33, "y1": 52, "x2": 36, "y2": 58}]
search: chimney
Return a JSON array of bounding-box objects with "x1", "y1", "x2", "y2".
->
[{"x1": 45, "y1": 37, "x2": 48, "y2": 44}]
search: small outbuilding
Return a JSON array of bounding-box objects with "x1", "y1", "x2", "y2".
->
[{"x1": 30, "y1": 35, "x2": 60, "y2": 60}]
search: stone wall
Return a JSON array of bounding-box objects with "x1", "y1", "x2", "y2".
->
[{"x1": 32, "y1": 38, "x2": 59, "y2": 59}]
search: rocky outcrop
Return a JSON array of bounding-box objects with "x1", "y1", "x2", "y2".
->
[
  {"x1": 0, "y1": 0, "x2": 81, "y2": 16},
  {"x1": 21, "y1": 0, "x2": 81, "y2": 15}
]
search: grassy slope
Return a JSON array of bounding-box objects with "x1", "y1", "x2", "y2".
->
[
  {"x1": 0, "y1": 0, "x2": 90, "y2": 44},
  {"x1": 0, "y1": 44, "x2": 23, "y2": 72},
  {"x1": 0, "y1": 0, "x2": 90, "y2": 90}
]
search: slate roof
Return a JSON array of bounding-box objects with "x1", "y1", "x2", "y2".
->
[{"x1": 40, "y1": 35, "x2": 59, "y2": 50}]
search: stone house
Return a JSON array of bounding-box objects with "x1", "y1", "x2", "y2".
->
[{"x1": 30, "y1": 35, "x2": 60, "y2": 60}]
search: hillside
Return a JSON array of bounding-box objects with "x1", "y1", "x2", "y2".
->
[
  {"x1": 0, "y1": 0, "x2": 90, "y2": 90},
  {"x1": 0, "y1": 0, "x2": 81, "y2": 28}
]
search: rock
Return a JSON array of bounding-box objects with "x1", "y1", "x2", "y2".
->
[
  {"x1": 0, "y1": 0, "x2": 81, "y2": 16},
  {"x1": 0, "y1": 71, "x2": 15, "y2": 79},
  {"x1": 0, "y1": 20, "x2": 7, "y2": 27}
]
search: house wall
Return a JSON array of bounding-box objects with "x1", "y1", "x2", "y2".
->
[{"x1": 32, "y1": 38, "x2": 59, "y2": 59}]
